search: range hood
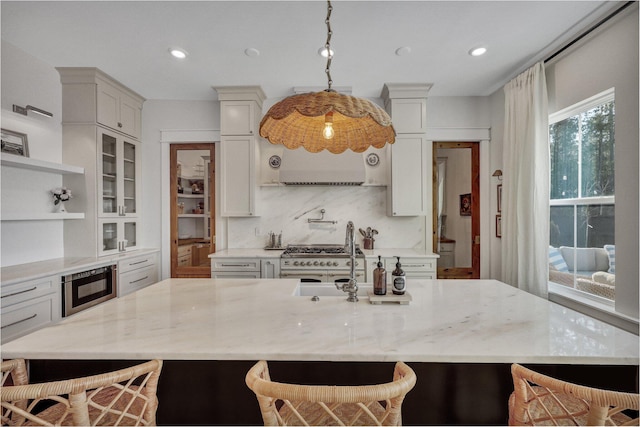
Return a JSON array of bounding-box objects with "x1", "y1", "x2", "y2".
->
[{"x1": 279, "y1": 149, "x2": 365, "y2": 186}]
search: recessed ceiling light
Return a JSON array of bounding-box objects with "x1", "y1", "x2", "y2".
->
[
  {"x1": 395, "y1": 46, "x2": 411, "y2": 56},
  {"x1": 245, "y1": 48, "x2": 260, "y2": 57},
  {"x1": 317, "y1": 46, "x2": 334, "y2": 58},
  {"x1": 469, "y1": 46, "x2": 487, "y2": 57},
  {"x1": 169, "y1": 48, "x2": 188, "y2": 59}
]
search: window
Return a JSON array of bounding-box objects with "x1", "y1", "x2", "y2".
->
[{"x1": 548, "y1": 89, "x2": 615, "y2": 302}]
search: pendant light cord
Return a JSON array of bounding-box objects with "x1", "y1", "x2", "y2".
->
[{"x1": 325, "y1": 0, "x2": 334, "y2": 92}]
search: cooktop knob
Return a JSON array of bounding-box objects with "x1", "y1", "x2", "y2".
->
[
  {"x1": 333, "y1": 261, "x2": 339, "y2": 266},
  {"x1": 313, "y1": 261, "x2": 319, "y2": 266},
  {"x1": 293, "y1": 261, "x2": 299, "y2": 266},
  {"x1": 320, "y1": 261, "x2": 326, "y2": 266},
  {"x1": 306, "y1": 261, "x2": 313, "y2": 266}
]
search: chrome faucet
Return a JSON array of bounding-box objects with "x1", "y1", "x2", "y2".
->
[{"x1": 336, "y1": 221, "x2": 358, "y2": 302}]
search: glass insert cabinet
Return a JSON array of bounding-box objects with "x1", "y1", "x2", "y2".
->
[
  {"x1": 97, "y1": 128, "x2": 141, "y2": 256},
  {"x1": 170, "y1": 143, "x2": 216, "y2": 278},
  {"x1": 99, "y1": 129, "x2": 138, "y2": 216}
]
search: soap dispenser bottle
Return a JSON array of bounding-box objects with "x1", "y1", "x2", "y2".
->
[
  {"x1": 373, "y1": 255, "x2": 387, "y2": 295},
  {"x1": 392, "y1": 256, "x2": 406, "y2": 295}
]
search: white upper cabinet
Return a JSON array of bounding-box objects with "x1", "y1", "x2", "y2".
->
[
  {"x1": 58, "y1": 67, "x2": 145, "y2": 257},
  {"x1": 57, "y1": 67, "x2": 144, "y2": 140},
  {"x1": 214, "y1": 86, "x2": 266, "y2": 217},
  {"x1": 98, "y1": 128, "x2": 140, "y2": 218},
  {"x1": 220, "y1": 101, "x2": 258, "y2": 136},
  {"x1": 382, "y1": 83, "x2": 432, "y2": 217},
  {"x1": 387, "y1": 135, "x2": 428, "y2": 216},
  {"x1": 96, "y1": 79, "x2": 142, "y2": 139}
]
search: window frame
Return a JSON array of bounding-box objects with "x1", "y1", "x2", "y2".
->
[{"x1": 548, "y1": 88, "x2": 615, "y2": 306}]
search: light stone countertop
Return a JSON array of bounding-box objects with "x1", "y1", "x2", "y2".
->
[
  {"x1": 209, "y1": 248, "x2": 438, "y2": 259},
  {"x1": 2, "y1": 278, "x2": 637, "y2": 364},
  {"x1": 0, "y1": 249, "x2": 160, "y2": 286},
  {"x1": 209, "y1": 248, "x2": 283, "y2": 258}
]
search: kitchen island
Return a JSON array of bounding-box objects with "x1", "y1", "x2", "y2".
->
[{"x1": 2, "y1": 278, "x2": 638, "y2": 424}]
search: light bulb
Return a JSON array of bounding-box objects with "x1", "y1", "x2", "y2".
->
[
  {"x1": 323, "y1": 112, "x2": 334, "y2": 139},
  {"x1": 323, "y1": 122, "x2": 334, "y2": 139},
  {"x1": 322, "y1": 111, "x2": 335, "y2": 139}
]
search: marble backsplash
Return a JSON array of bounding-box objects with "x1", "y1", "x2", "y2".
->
[{"x1": 227, "y1": 185, "x2": 426, "y2": 249}]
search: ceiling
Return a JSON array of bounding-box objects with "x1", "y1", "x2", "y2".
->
[{"x1": 1, "y1": 1, "x2": 624, "y2": 101}]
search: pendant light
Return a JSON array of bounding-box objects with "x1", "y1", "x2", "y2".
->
[{"x1": 259, "y1": 1, "x2": 395, "y2": 154}]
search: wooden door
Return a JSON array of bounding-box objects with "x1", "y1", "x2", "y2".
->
[
  {"x1": 433, "y1": 141, "x2": 480, "y2": 279},
  {"x1": 170, "y1": 143, "x2": 216, "y2": 278}
]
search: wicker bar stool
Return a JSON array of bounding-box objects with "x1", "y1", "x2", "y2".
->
[
  {"x1": 1, "y1": 359, "x2": 30, "y2": 424},
  {"x1": 509, "y1": 363, "x2": 639, "y2": 426},
  {"x1": 246, "y1": 360, "x2": 417, "y2": 426},
  {"x1": 1, "y1": 359, "x2": 162, "y2": 426}
]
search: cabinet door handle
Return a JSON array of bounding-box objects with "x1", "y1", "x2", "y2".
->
[
  {"x1": 1, "y1": 287, "x2": 37, "y2": 299},
  {"x1": 129, "y1": 260, "x2": 147, "y2": 266},
  {"x1": 130, "y1": 276, "x2": 149, "y2": 284},
  {"x1": 118, "y1": 122, "x2": 123, "y2": 128},
  {"x1": 2, "y1": 314, "x2": 37, "y2": 329},
  {"x1": 221, "y1": 264, "x2": 251, "y2": 267}
]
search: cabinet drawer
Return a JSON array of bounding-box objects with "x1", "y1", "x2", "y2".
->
[
  {"x1": 119, "y1": 253, "x2": 158, "y2": 274},
  {"x1": 211, "y1": 258, "x2": 260, "y2": 272},
  {"x1": 1, "y1": 275, "x2": 58, "y2": 308},
  {"x1": 119, "y1": 265, "x2": 158, "y2": 297},
  {"x1": 406, "y1": 272, "x2": 436, "y2": 280},
  {"x1": 211, "y1": 271, "x2": 261, "y2": 279},
  {"x1": 178, "y1": 245, "x2": 192, "y2": 256},
  {"x1": 387, "y1": 258, "x2": 436, "y2": 273},
  {"x1": 1, "y1": 293, "x2": 57, "y2": 344}
]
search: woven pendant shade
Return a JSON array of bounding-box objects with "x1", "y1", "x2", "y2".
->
[{"x1": 259, "y1": 90, "x2": 396, "y2": 154}]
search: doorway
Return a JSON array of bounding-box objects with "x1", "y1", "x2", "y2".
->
[
  {"x1": 170, "y1": 143, "x2": 215, "y2": 278},
  {"x1": 433, "y1": 142, "x2": 480, "y2": 279}
]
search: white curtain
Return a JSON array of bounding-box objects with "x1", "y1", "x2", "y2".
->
[{"x1": 501, "y1": 62, "x2": 549, "y2": 298}]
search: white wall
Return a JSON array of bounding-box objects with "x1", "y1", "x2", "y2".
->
[
  {"x1": 141, "y1": 100, "x2": 220, "y2": 278},
  {"x1": 488, "y1": 5, "x2": 639, "y2": 319},
  {"x1": 1, "y1": 41, "x2": 65, "y2": 266},
  {"x1": 545, "y1": 6, "x2": 639, "y2": 319}
]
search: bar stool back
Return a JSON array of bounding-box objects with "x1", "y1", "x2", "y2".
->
[
  {"x1": 1, "y1": 359, "x2": 162, "y2": 426},
  {"x1": 509, "y1": 363, "x2": 639, "y2": 426},
  {"x1": 246, "y1": 360, "x2": 417, "y2": 426}
]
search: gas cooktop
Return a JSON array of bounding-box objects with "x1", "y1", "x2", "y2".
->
[{"x1": 281, "y1": 244, "x2": 364, "y2": 258}]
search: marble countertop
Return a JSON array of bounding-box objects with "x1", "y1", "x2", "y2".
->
[
  {"x1": 2, "y1": 278, "x2": 637, "y2": 364},
  {"x1": 210, "y1": 248, "x2": 438, "y2": 259},
  {"x1": 209, "y1": 248, "x2": 283, "y2": 258},
  {"x1": 0, "y1": 249, "x2": 160, "y2": 286}
]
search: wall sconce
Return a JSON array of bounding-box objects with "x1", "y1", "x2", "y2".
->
[
  {"x1": 492, "y1": 169, "x2": 503, "y2": 181},
  {"x1": 13, "y1": 104, "x2": 53, "y2": 118}
]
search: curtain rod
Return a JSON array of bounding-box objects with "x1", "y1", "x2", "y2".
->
[{"x1": 545, "y1": 1, "x2": 634, "y2": 63}]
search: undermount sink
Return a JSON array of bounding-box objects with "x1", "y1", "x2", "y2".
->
[{"x1": 293, "y1": 282, "x2": 373, "y2": 297}]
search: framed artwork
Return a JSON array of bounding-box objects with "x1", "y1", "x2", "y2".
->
[
  {"x1": 497, "y1": 184, "x2": 502, "y2": 213},
  {"x1": 496, "y1": 214, "x2": 502, "y2": 238},
  {"x1": 1, "y1": 128, "x2": 29, "y2": 157},
  {"x1": 459, "y1": 193, "x2": 471, "y2": 216}
]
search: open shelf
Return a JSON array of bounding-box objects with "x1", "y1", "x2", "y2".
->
[
  {"x1": 1, "y1": 153, "x2": 84, "y2": 175},
  {"x1": 2, "y1": 212, "x2": 85, "y2": 221}
]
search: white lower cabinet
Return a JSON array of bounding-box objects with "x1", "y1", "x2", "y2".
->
[
  {"x1": 118, "y1": 252, "x2": 159, "y2": 297},
  {"x1": 211, "y1": 258, "x2": 260, "y2": 278},
  {"x1": 260, "y1": 259, "x2": 280, "y2": 279},
  {"x1": 366, "y1": 256, "x2": 437, "y2": 284},
  {"x1": 211, "y1": 257, "x2": 281, "y2": 279},
  {"x1": 1, "y1": 275, "x2": 61, "y2": 344}
]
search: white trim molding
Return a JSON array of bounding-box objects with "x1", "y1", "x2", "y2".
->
[
  {"x1": 426, "y1": 127, "x2": 491, "y2": 141},
  {"x1": 160, "y1": 129, "x2": 220, "y2": 143}
]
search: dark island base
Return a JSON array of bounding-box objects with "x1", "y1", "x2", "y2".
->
[{"x1": 30, "y1": 360, "x2": 638, "y2": 425}]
